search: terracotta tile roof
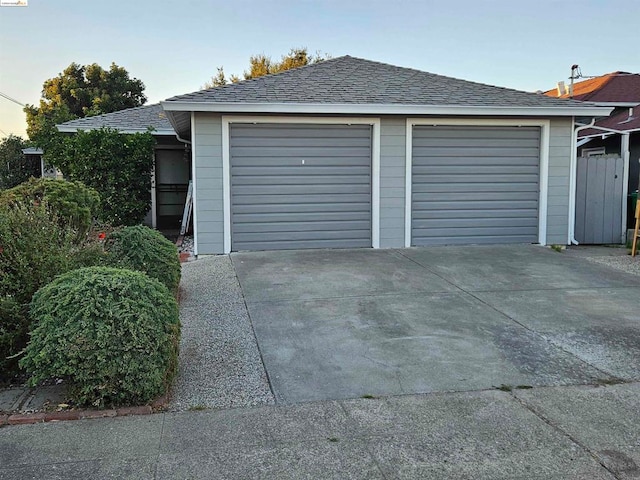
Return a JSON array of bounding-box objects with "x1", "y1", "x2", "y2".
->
[
  {"x1": 544, "y1": 72, "x2": 640, "y2": 102},
  {"x1": 579, "y1": 104, "x2": 640, "y2": 137}
]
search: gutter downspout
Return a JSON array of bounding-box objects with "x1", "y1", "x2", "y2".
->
[
  {"x1": 621, "y1": 133, "x2": 630, "y2": 243},
  {"x1": 569, "y1": 117, "x2": 596, "y2": 245},
  {"x1": 174, "y1": 133, "x2": 191, "y2": 145}
]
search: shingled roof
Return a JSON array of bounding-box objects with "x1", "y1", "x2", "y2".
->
[
  {"x1": 165, "y1": 55, "x2": 593, "y2": 109},
  {"x1": 544, "y1": 72, "x2": 640, "y2": 103},
  {"x1": 57, "y1": 103, "x2": 175, "y2": 135}
]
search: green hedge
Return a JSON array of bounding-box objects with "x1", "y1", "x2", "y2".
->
[
  {"x1": 105, "y1": 225, "x2": 181, "y2": 294},
  {"x1": 21, "y1": 267, "x2": 180, "y2": 407},
  {"x1": 0, "y1": 178, "x2": 100, "y2": 236},
  {"x1": 0, "y1": 202, "x2": 101, "y2": 376}
]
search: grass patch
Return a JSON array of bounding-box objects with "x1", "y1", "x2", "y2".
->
[
  {"x1": 515, "y1": 385, "x2": 533, "y2": 390},
  {"x1": 550, "y1": 244, "x2": 564, "y2": 253},
  {"x1": 361, "y1": 394, "x2": 377, "y2": 399},
  {"x1": 496, "y1": 384, "x2": 512, "y2": 392},
  {"x1": 188, "y1": 404, "x2": 208, "y2": 411}
]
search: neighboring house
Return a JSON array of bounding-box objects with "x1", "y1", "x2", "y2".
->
[
  {"x1": 60, "y1": 56, "x2": 610, "y2": 254},
  {"x1": 21, "y1": 147, "x2": 64, "y2": 179},
  {"x1": 545, "y1": 72, "x2": 640, "y2": 230},
  {"x1": 57, "y1": 104, "x2": 191, "y2": 230}
]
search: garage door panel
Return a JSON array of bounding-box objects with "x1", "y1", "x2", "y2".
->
[
  {"x1": 412, "y1": 183, "x2": 539, "y2": 194},
  {"x1": 232, "y1": 175, "x2": 371, "y2": 186},
  {"x1": 231, "y1": 123, "x2": 372, "y2": 251},
  {"x1": 412, "y1": 125, "x2": 540, "y2": 246},
  {"x1": 231, "y1": 136, "x2": 372, "y2": 148},
  {"x1": 234, "y1": 220, "x2": 372, "y2": 234},
  {"x1": 413, "y1": 191, "x2": 538, "y2": 201},
  {"x1": 232, "y1": 166, "x2": 371, "y2": 176},
  {"x1": 413, "y1": 137, "x2": 540, "y2": 149},
  {"x1": 412, "y1": 147, "x2": 539, "y2": 158},
  {"x1": 413, "y1": 126, "x2": 541, "y2": 140},
  {"x1": 235, "y1": 229, "x2": 371, "y2": 243},
  {"x1": 233, "y1": 202, "x2": 371, "y2": 214},
  {"x1": 413, "y1": 165, "x2": 539, "y2": 175},
  {"x1": 235, "y1": 238, "x2": 370, "y2": 251},
  {"x1": 412, "y1": 174, "x2": 539, "y2": 184},
  {"x1": 232, "y1": 193, "x2": 371, "y2": 205},
  {"x1": 414, "y1": 234, "x2": 539, "y2": 246},
  {"x1": 233, "y1": 184, "x2": 371, "y2": 196},
  {"x1": 412, "y1": 156, "x2": 541, "y2": 167},
  {"x1": 234, "y1": 211, "x2": 371, "y2": 223},
  {"x1": 413, "y1": 226, "x2": 538, "y2": 238},
  {"x1": 414, "y1": 205, "x2": 537, "y2": 219},
  {"x1": 413, "y1": 217, "x2": 539, "y2": 229},
  {"x1": 231, "y1": 124, "x2": 370, "y2": 138},
  {"x1": 231, "y1": 146, "x2": 370, "y2": 158}
]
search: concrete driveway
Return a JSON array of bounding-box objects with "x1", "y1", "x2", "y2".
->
[{"x1": 232, "y1": 245, "x2": 640, "y2": 404}]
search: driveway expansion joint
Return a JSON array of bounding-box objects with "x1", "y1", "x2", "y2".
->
[{"x1": 508, "y1": 391, "x2": 624, "y2": 480}]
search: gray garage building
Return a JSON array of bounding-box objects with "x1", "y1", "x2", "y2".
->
[{"x1": 159, "y1": 56, "x2": 609, "y2": 255}]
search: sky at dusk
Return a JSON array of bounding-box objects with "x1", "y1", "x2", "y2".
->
[{"x1": 0, "y1": 0, "x2": 638, "y2": 138}]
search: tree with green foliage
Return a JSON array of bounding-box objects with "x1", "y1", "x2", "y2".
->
[
  {"x1": 47, "y1": 128, "x2": 155, "y2": 225},
  {"x1": 0, "y1": 136, "x2": 40, "y2": 190},
  {"x1": 24, "y1": 62, "x2": 147, "y2": 150},
  {"x1": 203, "y1": 47, "x2": 329, "y2": 89}
]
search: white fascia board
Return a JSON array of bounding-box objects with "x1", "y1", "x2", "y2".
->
[
  {"x1": 56, "y1": 125, "x2": 176, "y2": 135},
  {"x1": 161, "y1": 101, "x2": 612, "y2": 117},
  {"x1": 591, "y1": 102, "x2": 640, "y2": 107}
]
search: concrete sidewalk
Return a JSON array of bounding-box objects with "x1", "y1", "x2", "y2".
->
[{"x1": 1, "y1": 383, "x2": 638, "y2": 479}]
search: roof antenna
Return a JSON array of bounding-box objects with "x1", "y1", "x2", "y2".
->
[{"x1": 569, "y1": 64, "x2": 581, "y2": 99}]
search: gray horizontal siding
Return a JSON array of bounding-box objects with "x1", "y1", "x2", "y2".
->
[
  {"x1": 194, "y1": 113, "x2": 224, "y2": 255},
  {"x1": 379, "y1": 118, "x2": 406, "y2": 247},
  {"x1": 546, "y1": 118, "x2": 572, "y2": 244}
]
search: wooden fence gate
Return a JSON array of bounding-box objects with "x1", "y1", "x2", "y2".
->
[{"x1": 575, "y1": 154, "x2": 624, "y2": 244}]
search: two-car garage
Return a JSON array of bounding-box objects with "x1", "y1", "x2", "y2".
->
[{"x1": 227, "y1": 121, "x2": 542, "y2": 252}]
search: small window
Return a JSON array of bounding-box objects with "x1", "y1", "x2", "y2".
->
[{"x1": 581, "y1": 147, "x2": 606, "y2": 157}]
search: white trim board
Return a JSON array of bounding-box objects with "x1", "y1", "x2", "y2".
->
[
  {"x1": 190, "y1": 112, "x2": 199, "y2": 256},
  {"x1": 221, "y1": 115, "x2": 382, "y2": 253},
  {"x1": 162, "y1": 101, "x2": 611, "y2": 117},
  {"x1": 404, "y1": 118, "x2": 551, "y2": 247}
]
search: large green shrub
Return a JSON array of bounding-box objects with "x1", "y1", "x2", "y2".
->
[
  {"x1": 0, "y1": 202, "x2": 102, "y2": 376},
  {"x1": 21, "y1": 267, "x2": 180, "y2": 407},
  {"x1": 105, "y1": 225, "x2": 181, "y2": 294},
  {"x1": 0, "y1": 178, "x2": 100, "y2": 235},
  {"x1": 46, "y1": 128, "x2": 155, "y2": 226}
]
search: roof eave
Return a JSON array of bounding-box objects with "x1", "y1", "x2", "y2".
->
[
  {"x1": 160, "y1": 101, "x2": 612, "y2": 117},
  {"x1": 56, "y1": 125, "x2": 176, "y2": 136}
]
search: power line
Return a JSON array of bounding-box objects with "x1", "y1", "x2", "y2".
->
[{"x1": 0, "y1": 91, "x2": 25, "y2": 107}]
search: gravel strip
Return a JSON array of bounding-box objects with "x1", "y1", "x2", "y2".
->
[
  {"x1": 582, "y1": 254, "x2": 640, "y2": 277},
  {"x1": 169, "y1": 255, "x2": 275, "y2": 411}
]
